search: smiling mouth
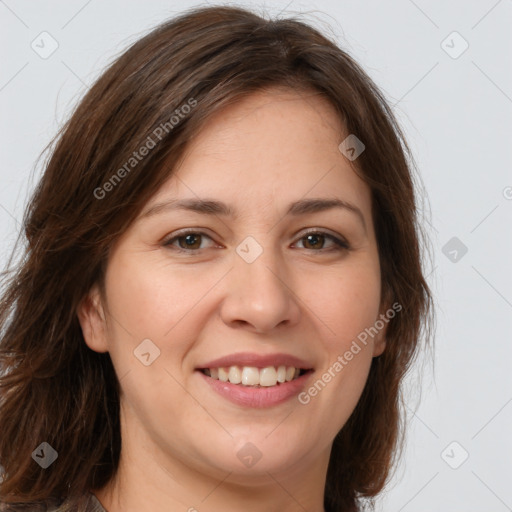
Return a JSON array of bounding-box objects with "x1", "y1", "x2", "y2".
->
[{"x1": 198, "y1": 365, "x2": 312, "y2": 387}]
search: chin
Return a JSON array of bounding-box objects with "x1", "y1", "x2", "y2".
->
[{"x1": 192, "y1": 429, "x2": 319, "y2": 479}]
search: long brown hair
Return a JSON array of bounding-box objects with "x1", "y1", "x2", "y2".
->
[{"x1": 0, "y1": 5, "x2": 434, "y2": 511}]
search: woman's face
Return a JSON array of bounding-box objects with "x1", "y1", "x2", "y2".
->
[{"x1": 79, "y1": 88, "x2": 388, "y2": 490}]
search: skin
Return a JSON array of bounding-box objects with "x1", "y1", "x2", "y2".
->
[{"x1": 78, "y1": 87, "x2": 389, "y2": 512}]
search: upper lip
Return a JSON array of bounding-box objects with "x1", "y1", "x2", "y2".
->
[{"x1": 197, "y1": 352, "x2": 314, "y2": 370}]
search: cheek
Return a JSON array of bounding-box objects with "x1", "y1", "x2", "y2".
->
[
  {"x1": 304, "y1": 258, "x2": 382, "y2": 347},
  {"x1": 102, "y1": 257, "x2": 216, "y2": 435},
  {"x1": 101, "y1": 254, "x2": 233, "y2": 403},
  {"x1": 104, "y1": 255, "x2": 222, "y2": 342},
  {"x1": 302, "y1": 259, "x2": 380, "y2": 426}
]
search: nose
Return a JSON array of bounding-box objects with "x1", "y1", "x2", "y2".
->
[{"x1": 219, "y1": 244, "x2": 301, "y2": 334}]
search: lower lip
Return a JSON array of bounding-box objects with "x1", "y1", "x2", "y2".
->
[{"x1": 197, "y1": 370, "x2": 313, "y2": 408}]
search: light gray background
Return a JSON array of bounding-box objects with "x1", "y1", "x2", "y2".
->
[{"x1": 1, "y1": 0, "x2": 511, "y2": 510}]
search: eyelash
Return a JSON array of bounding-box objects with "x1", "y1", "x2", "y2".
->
[{"x1": 162, "y1": 229, "x2": 350, "y2": 254}]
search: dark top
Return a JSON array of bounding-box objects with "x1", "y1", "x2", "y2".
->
[
  {"x1": 52, "y1": 493, "x2": 107, "y2": 512},
  {"x1": 0, "y1": 492, "x2": 106, "y2": 512},
  {"x1": 84, "y1": 494, "x2": 107, "y2": 512},
  {"x1": 81, "y1": 493, "x2": 107, "y2": 512}
]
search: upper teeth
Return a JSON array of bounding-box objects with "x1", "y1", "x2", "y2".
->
[{"x1": 203, "y1": 365, "x2": 300, "y2": 387}]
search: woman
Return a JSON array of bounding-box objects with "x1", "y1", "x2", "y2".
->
[{"x1": 0, "y1": 5, "x2": 433, "y2": 511}]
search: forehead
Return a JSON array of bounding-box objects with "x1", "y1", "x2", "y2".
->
[
  {"x1": 151, "y1": 88, "x2": 372, "y2": 223},
  {"x1": 182, "y1": 88, "x2": 344, "y2": 162}
]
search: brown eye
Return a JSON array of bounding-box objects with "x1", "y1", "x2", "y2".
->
[
  {"x1": 301, "y1": 233, "x2": 326, "y2": 250},
  {"x1": 163, "y1": 231, "x2": 214, "y2": 252},
  {"x1": 177, "y1": 233, "x2": 203, "y2": 250},
  {"x1": 295, "y1": 231, "x2": 349, "y2": 252}
]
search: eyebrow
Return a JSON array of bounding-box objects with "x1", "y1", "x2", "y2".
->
[{"x1": 140, "y1": 197, "x2": 366, "y2": 231}]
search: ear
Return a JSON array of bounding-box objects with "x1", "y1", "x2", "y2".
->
[
  {"x1": 372, "y1": 322, "x2": 387, "y2": 357},
  {"x1": 372, "y1": 289, "x2": 394, "y2": 357},
  {"x1": 77, "y1": 283, "x2": 109, "y2": 353}
]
